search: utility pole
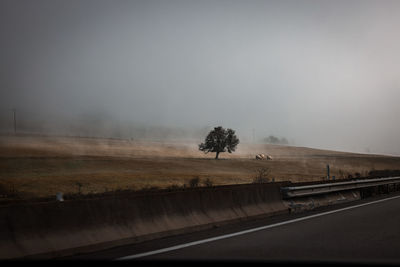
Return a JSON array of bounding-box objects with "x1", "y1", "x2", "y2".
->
[{"x1": 12, "y1": 108, "x2": 16, "y2": 134}]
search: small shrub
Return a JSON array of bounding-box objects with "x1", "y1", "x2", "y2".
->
[
  {"x1": 252, "y1": 168, "x2": 271, "y2": 183},
  {"x1": 203, "y1": 178, "x2": 214, "y2": 187},
  {"x1": 189, "y1": 177, "x2": 200, "y2": 188},
  {"x1": 76, "y1": 182, "x2": 83, "y2": 194}
]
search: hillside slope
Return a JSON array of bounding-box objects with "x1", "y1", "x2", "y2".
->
[{"x1": 1, "y1": 134, "x2": 399, "y2": 198}]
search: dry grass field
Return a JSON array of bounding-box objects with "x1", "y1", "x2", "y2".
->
[{"x1": 1, "y1": 134, "x2": 400, "y2": 199}]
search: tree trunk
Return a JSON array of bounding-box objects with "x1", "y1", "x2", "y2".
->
[{"x1": 215, "y1": 151, "x2": 220, "y2": 159}]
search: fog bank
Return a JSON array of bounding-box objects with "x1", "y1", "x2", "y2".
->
[{"x1": 1, "y1": 0, "x2": 400, "y2": 155}]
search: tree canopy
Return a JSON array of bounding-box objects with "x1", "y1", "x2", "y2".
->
[
  {"x1": 199, "y1": 126, "x2": 239, "y2": 159},
  {"x1": 264, "y1": 135, "x2": 289, "y2": 145}
]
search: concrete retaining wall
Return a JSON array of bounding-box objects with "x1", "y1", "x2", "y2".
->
[{"x1": 0, "y1": 182, "x2": 290, "y2": 259}]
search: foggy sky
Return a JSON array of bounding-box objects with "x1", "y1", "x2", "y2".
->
[{"x1": 1, "y1": 0, "x2": 400, "y2": 154}]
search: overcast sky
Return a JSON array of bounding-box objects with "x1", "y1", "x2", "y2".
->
[{"x1": 1, "y1": 0, "x2": 400, "y2": 154}]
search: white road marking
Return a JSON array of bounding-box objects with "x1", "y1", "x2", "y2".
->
[{"x1": 116, "y1": 194, "x2": 400, "y2": 260}]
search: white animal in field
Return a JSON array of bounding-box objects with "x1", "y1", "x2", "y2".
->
[
  {"x1": 255, "y1": 154, "x2": 273, "y2": 160},
  {"x1": 255, "y1": 154, "x2": 266, "y2": 160}
]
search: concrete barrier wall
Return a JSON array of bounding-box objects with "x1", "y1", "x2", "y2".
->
[{"x1": 0, "y1": 182, "x2": 290, "y2": 259}]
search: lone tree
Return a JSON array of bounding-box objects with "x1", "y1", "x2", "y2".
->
[{"x1": 199, "y1": 126, "x2": 239, "y2": 159}]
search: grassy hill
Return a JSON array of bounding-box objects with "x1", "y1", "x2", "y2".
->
[{"x1": 1, "y1": 134, "x2": 399, "y2": 199}]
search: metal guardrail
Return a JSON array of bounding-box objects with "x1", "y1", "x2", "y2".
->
[{"x1": 281, "y1": 176, "x2": 400, "y2": 198}]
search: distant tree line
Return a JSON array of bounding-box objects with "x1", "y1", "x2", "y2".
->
[{"x1": 263, "y1": 135, "x2": 289, "y2": 145}]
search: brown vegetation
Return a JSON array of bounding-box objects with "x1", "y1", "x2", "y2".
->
[{"x1": 1, "y1": 134, "x2": 400, "y2": 200}]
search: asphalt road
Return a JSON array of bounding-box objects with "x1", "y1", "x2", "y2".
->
[{"x1": 65, "y1": 193, "x2": 400, "y2": 264}]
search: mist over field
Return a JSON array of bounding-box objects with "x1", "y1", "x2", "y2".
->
[{"x1": 1, "y1": 0, "x2": 400, "y2": 155}]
